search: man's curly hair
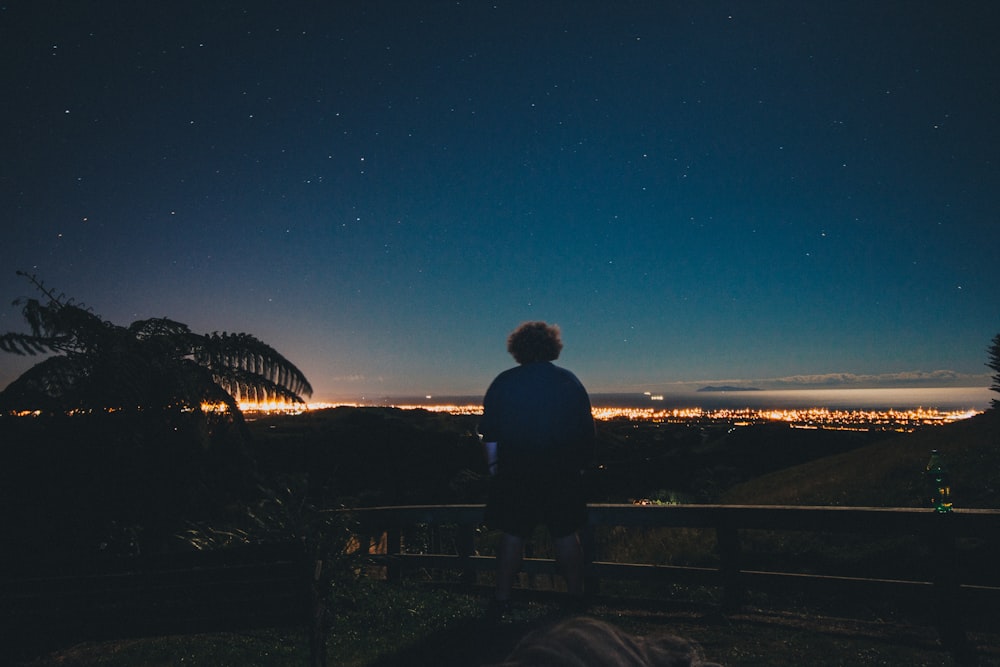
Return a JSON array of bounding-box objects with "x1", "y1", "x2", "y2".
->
[{"x1": 507, "y1": 321, "x2": 563, "y2": 364}]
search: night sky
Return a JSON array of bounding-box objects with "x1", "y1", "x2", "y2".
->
[{"x1": 2, "y1": 2, "x2": 998, "y2": 402}]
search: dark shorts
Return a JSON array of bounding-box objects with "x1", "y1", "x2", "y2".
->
[{"x1": 484, "y1": 468, "x2": 587, "y2": 539}]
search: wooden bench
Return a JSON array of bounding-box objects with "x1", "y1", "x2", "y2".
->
[{"x1": 2, "y1": 541, "x2": 327, "y2": 666}]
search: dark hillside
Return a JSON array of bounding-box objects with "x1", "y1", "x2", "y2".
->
[
  {"x1": 248, "y1": 407, "x2": 890, "y2": 506},
  {"x1": 722, "y1": 409, "x2": 1000, "y2": 508},
  {"x1": 248, "y1": 407, "x2": 485, "y2": 506},
  {"x1": 717, "y1": 410, "x2": 1000, "y2": 603},
  {"x1": 590, "y1": 420, "x2": 883, "y2": 502}
]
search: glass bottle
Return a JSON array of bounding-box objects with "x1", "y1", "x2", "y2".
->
[{"x1": 925, "y1": 449, "x2": 953, "y2": 513}]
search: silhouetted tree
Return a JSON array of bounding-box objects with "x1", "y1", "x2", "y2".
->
[
  {"x1": 988, "y1": 333, "x2": 1000, "y2": 409},
  {"x1": 0, "y1": 271, "x2": 312, "y2": 415},
  {"x1": 0, "y1": 271, "x2": 314, "y2": 555}
]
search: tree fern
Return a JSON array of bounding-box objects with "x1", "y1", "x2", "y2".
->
[{"x1": 0, "y1": 272, "x2": 313, "y2": 415}]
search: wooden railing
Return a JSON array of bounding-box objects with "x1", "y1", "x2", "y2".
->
[{"x1": 344, "y1": 503, "x2": 1000, "y2": 655}]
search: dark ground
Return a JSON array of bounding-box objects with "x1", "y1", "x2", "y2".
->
[
  {"x1": 363, "y1": 598, "x2": 1000, "y2": 667},
  {"x1": 26, "y1": 598, "x2": 1000, "y2": 667}
]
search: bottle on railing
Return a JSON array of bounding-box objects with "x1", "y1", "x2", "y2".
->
[{"x1": 925, "y1": 449, "x2": 953, "y2": 513}]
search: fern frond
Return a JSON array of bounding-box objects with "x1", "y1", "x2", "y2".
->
[
  {"x1": 0, "y1": 332, "x2": 72, "y2": 355},
  {"x1": 129, "y1": 318, "x2": 193, "y2": 339},
  {"x1": 198, "y1": 332, "x2": 313, "y2": 400},
  {"x1": 3, "y1": 272, "x2": 314, "y2": 414},
  {"x1": 216, "y1": 367, "x2": 309, "y2": 405}
]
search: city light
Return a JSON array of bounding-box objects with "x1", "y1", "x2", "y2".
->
[
  {"x1": 237, "y1": 401, "x2": 983, "y2": 432},
  {"x1": 588, "y1": 404, "x2": 980, "y2": 431},
  {"x1": 7, "y1": 399, "x2": 983, "y2": 430}
]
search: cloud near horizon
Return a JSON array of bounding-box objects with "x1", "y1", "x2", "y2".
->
[
  {"x1": 331, "y1": 375, "x2": 366, "y2": 382},
  {"x1": 759, "y1": 370, "x2": 990, "y2": 389}
]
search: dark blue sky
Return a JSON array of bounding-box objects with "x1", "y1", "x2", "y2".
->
[{"x1": 2, "y1": 1, "x2": 998, "y2": 401}]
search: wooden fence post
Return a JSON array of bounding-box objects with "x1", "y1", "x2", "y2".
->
[
  {"x1": 458, "y1": 522, "x2": 476, "y2": 585},
  {"x1": 581, "y1": 523, "x2": 599, "y2": 597},
  {"x1": 430, "y1": 523, "x2": 441, "y2": 559},
  {"x1": 717, "y1": 523, "x2": 743, "y2": 612},
  {"x1": 309, "y1": 558, "x2": 327, "y2": 667},
  {"x1": 927, "y1": 514, "x2": 971, "y2": 661},
  {"x1": 386, "y1": 526, "x2": 402, "y2": 582}
]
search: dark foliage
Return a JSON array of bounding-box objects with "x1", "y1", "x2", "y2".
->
[
  {"x1": 988, "y1": 333, "x2": 1000, "y2": 408},
  {"x1": 0, "y1": 272, "x2": 314, "y2": 560},
  {"x1": 0, "y1": 410, "x2": 257, "y2": 562}
]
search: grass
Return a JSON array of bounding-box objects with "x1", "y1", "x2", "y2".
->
[{"x1": 20, "y1": 584, "x2": 1000, "y2": 666}]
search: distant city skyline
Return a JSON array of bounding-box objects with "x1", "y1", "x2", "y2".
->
[{"x1": 2, "y1": 3, "x2": 998, "y2": 402}]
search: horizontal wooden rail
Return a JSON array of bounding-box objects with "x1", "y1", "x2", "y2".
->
[
  {"x1": 342, "y1": 502, "x2": 1000, "y2": 534},
  {"x1": 339, "y1": 503, "x2": 1000, "y2": 658}
]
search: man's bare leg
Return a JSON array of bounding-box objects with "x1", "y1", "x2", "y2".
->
[
  {"x1": 553, "y1": 531, "x2": 584, "y2": 596},
  {"x1": 495, "y1": 532, "x2": 524, "y2": 601}
]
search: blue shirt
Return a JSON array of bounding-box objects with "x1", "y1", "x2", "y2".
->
[{"x1": 478, "y1": 361, "x2": 595, "y2": 474}]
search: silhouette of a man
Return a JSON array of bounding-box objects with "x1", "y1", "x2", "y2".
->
[{"x1": 478, "y1": 321, "x2": 595, "y2": 613}]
